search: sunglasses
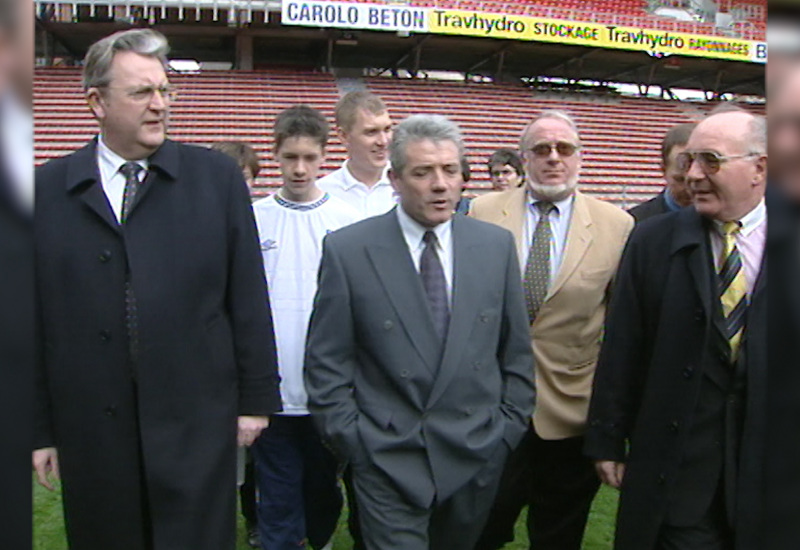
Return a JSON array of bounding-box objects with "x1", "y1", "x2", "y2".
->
[
  {"x1": 675, "y1": 150, "x2": 759, "y2": 174},
  {"x1": 527, "y1": 141, "x2": 580, "y2": 158}
]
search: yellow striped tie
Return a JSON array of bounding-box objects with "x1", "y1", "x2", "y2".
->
[{"x1": 718, "y1": 221, "x2": 748, "y2": 362}]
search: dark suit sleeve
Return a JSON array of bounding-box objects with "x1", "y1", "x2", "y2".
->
[
  {"x1": 304, "y1": 235, "x2": 361, "y2": 459},
  {"x1": 496, "y1": 232, "x2": 536, "y2": 449},
  {"x1": 225, "y1": 167, "x2": 281, "y2": 416},
  {"x1": 584, "y1": 230, "x2": 648, "y2": 462}
]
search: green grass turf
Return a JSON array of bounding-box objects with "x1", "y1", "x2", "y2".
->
[{"x1": 34, "y1": 479, "x2": 618, "y2": 549}]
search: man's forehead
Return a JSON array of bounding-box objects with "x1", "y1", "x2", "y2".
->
[
  {"x1": 689, "y1": 114, "x2": 749, "y2": 150},
  {"x1": 525, "y1": 118, "x2": 578, "y2": 141},
  {"x1": 355, "y1": 108, "x2": 391, "y2": 127}
]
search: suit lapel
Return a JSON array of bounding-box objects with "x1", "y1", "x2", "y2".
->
[
  {"x1": 495, "y1": 187, "x2": 527, "y2": 262},
  {"x1": 548, "y1": 192, "x2": 592, "y2": 299},
  {"x1": 672, "y1": 209, "x2": 715, "y2": 324},
  {"x1": 125, "y1": 139, "x2": 179, "y2": 222},
  {"x1": 65, "y1": 140, "x2": 120, "y2": 233},
  {"x1": 366, "y1": 212, "x2": 442, "y2": 373},
  {"x1": 426, "y1": 216, "x2": 480, "y2": 408}
]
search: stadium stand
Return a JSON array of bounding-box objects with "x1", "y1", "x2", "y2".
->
[{"x1": 35, "y1": 65, "x2": 764, "y2": 207}]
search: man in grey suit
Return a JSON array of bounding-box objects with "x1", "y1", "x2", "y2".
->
[{"x1": 304, "y1": 114, "x2": 535, "y2": 549}]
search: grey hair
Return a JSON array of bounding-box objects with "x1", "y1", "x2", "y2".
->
[
  {"x1": 746, "y1": 115, "x2": 767, "y2": 155},
  {"x1": 83, "y1": 29, "x2": 170, "y2": 90},
  {"x1": 389, "y1": 115, "x2": 464, "y2": 176},
  {"x1": 519, "y1": 109, "x2": 581, "y2": 149}
]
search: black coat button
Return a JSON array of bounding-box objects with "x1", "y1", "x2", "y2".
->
[
  {"x1": 98, "y1": 250, "x2": 112, "y2": 263},
  {"x1": 383, "y1": 320, "x2": 393, "y2": 330},
  {"x1": 668, "y1": 420, "x2": 679, "y2": 433},
  {"x1": 683, "y1": 367, "x2": 694, "y2": 379},
  {"x1": 400, "y1": 369, "x2": 409, "y2": 378},
  {"x1": 657, "y1": 473, "x2": 666, "y2": 485},
  {"x1": 103, "y1": 405, "x2": 117, "y2": 417},
  {"x1": 99, "y1": 330, "x2": 111, "y2": 342},
  {"x1": 694, "y1": 307, "x2": 704, "y2": 321}
]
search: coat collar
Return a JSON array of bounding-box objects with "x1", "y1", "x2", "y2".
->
[
  {"x1": 65, "y1": 138, "x2": 179, "y2": 192},
  {"x1": 64, "y1": 138, "x2": 180, "y2": 231}
]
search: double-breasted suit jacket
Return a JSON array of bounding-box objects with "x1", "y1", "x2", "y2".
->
[{"x1": 304, "y1": 210, "x2": 536, "y2": 508}]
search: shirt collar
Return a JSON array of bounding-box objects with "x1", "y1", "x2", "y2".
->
[
  {"x1": 712, "y1": 198, "x2": 766, "y2": 237},
  {"x1": 526, "y1": 190, "x2": 574, "y2": 215},
  {"x1": 663, "y1": 188, "x2": 683, "y2": 212},
  {"x1": 97, "y1": 135, "x2": 149, "y2": 176},
  {"x1": 340, "y1": 159, "x2": 391, "y2": 191},
  {"x1": 396, "y1": 204, "x2": 452, "y2": 251}
]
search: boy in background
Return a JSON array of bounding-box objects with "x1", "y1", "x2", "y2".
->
[{"x1": 251, "y1": 105, "x2": 357, "y2": 549}]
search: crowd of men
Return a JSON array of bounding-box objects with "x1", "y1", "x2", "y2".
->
[{"x1": 27, "y1": 25, "x2": 800, "y2": 550}]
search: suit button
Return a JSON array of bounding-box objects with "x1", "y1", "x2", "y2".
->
[
  {"x1": 694, "y1": 308, "x2": 704, "y2": 321},
  {"x1": 400, "y1": 369, "x2": 409, "y2": 378},
  {"x1": 668, "y1": 420, "x2": 679, "y2": 433},
  {"x1": 480, "y1": 314, "x2": 489, "y2": 323},
  {"x1": 103, "y1": 405, "x2": 117, "y2": 417},
  {"x1": 383, "y1": 320, "x2": 393, "y2": 330},
  {"x1": 683, "y1": 367, "x2": 694, "y2": 379},
  {"x1": 657, "y1": 473, "x2": 666, "y2": 485},
  {"x1": 98, "y1": 250, "x2": 112, "y2": 263},
  {"x1": 99, "y1": 330, "x2": 112, "y2": 342},
  {"x1": 473, "y1": 361, "x2": 481, "y2": 370}
]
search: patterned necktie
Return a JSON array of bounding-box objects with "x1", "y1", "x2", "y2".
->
[
  {"x1": 718, "y1": 221, "x2": 748, "y2": 362},
  {"x1": 523, "y1": 201, "x2": 555, "y2": 323},
  {"x1": 119, "y1": 162, "x2": 143, "y2": 359},
  {"x1": 420, "y1": 231, "x2": 450, "y2": 341},
  {"x1": 119, "y1": 161, "x2": 143, "y2": 223}
]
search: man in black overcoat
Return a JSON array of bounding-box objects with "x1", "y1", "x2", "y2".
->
[
  {"x1": 32, "y1": 29, "x2": 281, "y2": 550},
  {"x1": 585, "y1": 109, "x2": 768, "y2": 549}
]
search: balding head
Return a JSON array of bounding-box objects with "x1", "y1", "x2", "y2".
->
[{"x1": 684, "y1": 110, "x2": 767, "y2": 222}]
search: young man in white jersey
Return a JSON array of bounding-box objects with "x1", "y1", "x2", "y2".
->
[
  {"x1": 251, "y1": 105, "x2": 358, "y2": 550},
  {"x1": 316, "y1": 90, "x2": 396, "y2": 219}
]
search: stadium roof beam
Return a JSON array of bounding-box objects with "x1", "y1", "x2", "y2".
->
[
  {"x1": 465, "y1": 45, "x2": 510, "y2": 77},
  {"x1": 377, "y1": 35, "x2": 430, "y2": 78},
  {"x1": 535, "y1": 49, "x2": 601, "y2": 81},
  {"x1": 599, "y1": 57, "x2": 664, "y2": 86}
]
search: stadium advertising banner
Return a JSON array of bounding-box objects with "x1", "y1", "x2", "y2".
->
[
  {"x1": 280, "y1": 0, "x2": 766, "y2": 64},
  {"x1": 281, "y1": 0, "x2": 429, "y2": 32}
]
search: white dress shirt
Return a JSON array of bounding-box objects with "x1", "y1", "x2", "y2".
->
[
  {"x1": 96, "y1": 137, "x2": 149, "y2": 223},
  {"x1": 709, "y1": 198, "x2": 766, "y2": 297},
  {"x1": 317, "y1": 160, "x2": 397, "y2": 220},
  {"x1": 396, "y1": 205, "x2": 454, "y2": 305},
  {"x1": 521, "y1": 193, "x2": 575, "y2": 282},
  {"x1": 1, "y1": 93, "x2": 33, "y2": 212}
]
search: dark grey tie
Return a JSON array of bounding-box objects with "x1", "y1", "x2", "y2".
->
[
  {"x1": 523, "y1": 201, "x2": 555, "y2": 322},
  {"x1": 119, "y1": 161, "x2": 143, "y2": 223},
  {"x1": 119, "y1": 162, "x2": 143, "y2": 359},
  {"x1": 420, "y1": 231, "x2": 450, "y2": 341}
]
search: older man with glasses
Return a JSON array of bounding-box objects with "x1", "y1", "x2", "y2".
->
[
  {"x1": 585, "y1": 107, "x2": 768, "y2": 550},
  {"x1": 470, "y1": 110, "x2": 633, "y2": 550}
]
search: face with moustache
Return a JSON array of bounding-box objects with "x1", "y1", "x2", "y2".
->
[
  {"x1": 521, "y1": 117, "x2": 581, "y2": 202},
  {"x1": 87, "y1": 50, "x2": 170, "y2": 160}
]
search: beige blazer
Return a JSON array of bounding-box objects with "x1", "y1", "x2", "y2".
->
[{"x1": 470, "y1": 187, "x2": 633, "y2": 439}]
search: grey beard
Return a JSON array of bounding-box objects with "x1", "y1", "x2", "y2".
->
[{"x1": 528, "y1": 178, "x2": 578, "y2": 202}]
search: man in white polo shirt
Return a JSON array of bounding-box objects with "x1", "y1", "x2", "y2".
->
[{"x1": 317, "y1": 90, "x2": 396, "y2": 219}]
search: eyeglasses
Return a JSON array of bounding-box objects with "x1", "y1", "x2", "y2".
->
[
  {"x1": 104, "y1": 84, "x2": 178, "y2": 103},
  {"x1": 526, "y1": 141, "x2": 580, "y2": 158},
  {"x1": 675, "y1": 150, "x2": 760, "y2": 174}
]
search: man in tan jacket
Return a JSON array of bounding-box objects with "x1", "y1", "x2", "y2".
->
[{"x1": 470, "y1": 110, "x2": 633, "y2": 550}]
